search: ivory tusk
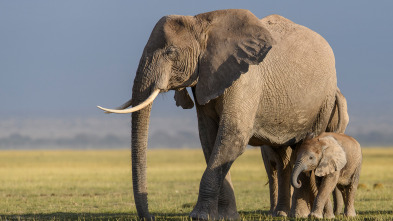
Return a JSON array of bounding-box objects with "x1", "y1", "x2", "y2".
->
[
  {"x1": 99, "y1": 98, "x2": 132, "y2": 114},
  {"x1": 115, "y1": 99, "x2": 133, "y2": 110},
  {"x1": 97, "y1": 89, "x2": 160, "y2": 114}
]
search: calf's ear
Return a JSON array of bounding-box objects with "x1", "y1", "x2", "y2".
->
[{"x1": 315, "y1": 136, "x2": 347, "y2": 177}]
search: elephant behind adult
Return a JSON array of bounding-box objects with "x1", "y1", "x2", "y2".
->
[{"x1": 98, "y1": 10, "x2": 340, "y2": 220}]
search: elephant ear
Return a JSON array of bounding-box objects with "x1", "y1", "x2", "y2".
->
[
  {"x1": 174, "y1": 88, "x2": 194, "y2": 109},
  {"x1": 315, "y1": 136, "x2": 347, "y2": 177},
  {"x1": 195, "y1": 9, "x2": 275, "y2": 105}
]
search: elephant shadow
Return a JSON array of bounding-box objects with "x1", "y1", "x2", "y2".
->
[
  {"x1": 0, "y1": 213, "x2": 136, "y2": 220},
  {"x1": 0, "y1": 210, "x2": 273, "y2": 220},
  {"x1": 3, "y1": 210, "x2": 391, "y2": 220}
]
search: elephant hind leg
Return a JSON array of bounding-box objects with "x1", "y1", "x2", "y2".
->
[
  {"x1": 261, "y1": 145, "x2": 278, "y2": 215},
  {"x1": 333, "y1": 186, "x2": 344, "y2": 215},
  {"x1": 342, "y1": 185, "x2": 357, "y2": 217},
  {"x1": 261, "y1": 145, "x2": 293, "y2": 217},
  {"x1": 273, "y1": 146, "x2": 292, "y2": 217},
  {"x1": 343, "y1": 173, "x2": 360, "y2": 217}
]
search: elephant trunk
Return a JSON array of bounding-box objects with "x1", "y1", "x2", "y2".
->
[
  {"x1": 131, "y1": 105, "x2": 153, "y2": 219},
  {"x1": 97, "y1": 54, "x2": 165, "y2": 220},
  {"x1": 130, "y1": 69, "x2": 157, "y2": 220},
  {"x1": 131, "y1": 96, "x2": 153, "y2": 220},
  {"x1": 291, "y1": 160, "x2": 306, "y2": 189}
]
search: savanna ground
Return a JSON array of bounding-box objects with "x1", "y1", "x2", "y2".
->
[{"x1": 0, "y1": 148, "x2": 392, "y2": 220}]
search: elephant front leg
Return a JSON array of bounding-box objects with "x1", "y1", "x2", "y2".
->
[
  {"x1": 190, "y1": 125, "x2": 250, "y2": 220},
  {"x1": 323, "y1": 196, "x2": 335, "y2": 219},
  {"x1": 195, "y1": 104, "x2": 239, "y2": 219},
  {"x1": 190, "y1": 165, "x2": 243, "y2": 220},
  {"x1": 310, "y1": 172, "x2": 339, "y2": 218},
  {"x1": 191, "y1": 166, "x2": 239, "y2": 220},
  {"x1": 218, "y1": 171, "x2": 239, "y2": 220}
]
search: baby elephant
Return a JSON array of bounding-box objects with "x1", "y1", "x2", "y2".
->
[{"x1": 291, "y1": 132, "x2": 362, "y2": 218}]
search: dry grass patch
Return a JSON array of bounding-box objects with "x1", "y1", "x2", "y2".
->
[{"x1": 0, "y1": 147, "x2": 392, "y2": 220}]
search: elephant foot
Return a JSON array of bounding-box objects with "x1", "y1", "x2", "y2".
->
[
  {"x1": 310, "y1": 212, "x2": 323, "y2": 219},
  {"x1": 324, "y1": 213, "x2": 335, "y2": 219},
  {"x1": 273, "y1": 210, "x2": 288, "y2": 217},
  {"x1": 190, "y1": 204, "x2": 219, "y2": 220},
  {"x1": 272, "y1": 203, "x2": 290, "y2": 216},
  {"x1": 289, "y1": 210, "x2": 309, "y2": 218},
  {"x1": 345, "y1": 211, "x2": 356, "y2": 217},
  {"x1": 219, "y1": 210, "x2": 240, "y2": 220},
  {"x1": 189, "y1": 211, "x2": 210, "y2": 221},
  {"x1": 324, "y1": 208, "x2": 335, "y2": 219},
  {"x1": 139, "y1": 215, "x2": 155, "y2": 221},
  {"x1": 290, "y1": 201, "x2": 310, "y2": 218},
  {"x1": 190, "y1": 211, "x2": 220, "y2": 221},
  {"x1": 218, "y1": 202, "x2": 239, "y2": 220}
]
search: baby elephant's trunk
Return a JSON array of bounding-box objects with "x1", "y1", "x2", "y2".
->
[{"x1": 291, "y1": 161, "x2": 306, "y2": 188}]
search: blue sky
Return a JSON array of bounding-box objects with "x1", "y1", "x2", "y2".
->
[{"x1": 1, "y1": 1, "x2": 392, "y2": 121}]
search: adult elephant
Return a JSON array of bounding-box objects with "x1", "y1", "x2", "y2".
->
[{"x1": 98, "y1": 9, "x2": 341, "y2": 220}]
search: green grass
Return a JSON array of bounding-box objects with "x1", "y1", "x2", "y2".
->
[{"x1": 0, "y1": 148, "x2": 392, "y2": 220}]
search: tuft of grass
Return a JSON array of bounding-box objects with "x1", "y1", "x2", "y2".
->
[
  {"x1": 358, "y1": 183, "x2": 368, "y2": 190},
  {"x1": 373, "y1": 183, "x2": 384, "y2": 189},
  {"x1": 0, "y1": 147, "x2": 392, "y2": 220},
  {"x1": 181, "y1": 203, "x2": 195, "y2": 209}
]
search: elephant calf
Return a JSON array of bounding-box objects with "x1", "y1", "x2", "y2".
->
[{"x1": 291, "y1": 132, "x2": 362, "y2": 218}]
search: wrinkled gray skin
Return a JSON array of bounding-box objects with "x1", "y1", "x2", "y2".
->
[
  {"x1": 108, "y1": 9, "x2": 342, "y2": 220},
  {"x1": 291, "y1": 133, "x2": 362, "y2": 218},
  {"x1": 262, "y1": 89, "x2": 348, "y2": 217},
  {"x1": 289, "y1": 89, "x2": 349, "y2": 218}
]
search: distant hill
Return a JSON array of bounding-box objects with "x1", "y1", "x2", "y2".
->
[
  {"x1": 0, "y1": 116, "x2": 200, "y2": 149},
  {"x1": 0, "y1": 114, "x2": 392, "y2": 149}
]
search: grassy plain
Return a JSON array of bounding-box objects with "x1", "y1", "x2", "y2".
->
[{"x1": 0, "y1": 148, "x2": 392, "y2": 220}]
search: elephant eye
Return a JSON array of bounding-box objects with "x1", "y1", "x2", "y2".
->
[
  {"x1": 309, "y1": 156, "x2": 313, "y2": 160},
  {"x1": 165, "y1": 47, "x2": 179, "y2": 59}
]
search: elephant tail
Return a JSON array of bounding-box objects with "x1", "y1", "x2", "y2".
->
[{"x1": 335, "y1": 88, "x2": 349, "y2": 133}]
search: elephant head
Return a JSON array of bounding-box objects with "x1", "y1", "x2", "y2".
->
[
  {"x1": 291, "y1": 133, "x2": 347, "y2": 188},
  {"x1": 97, "y1": 9, "x2": 275, "y2": 219}
]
